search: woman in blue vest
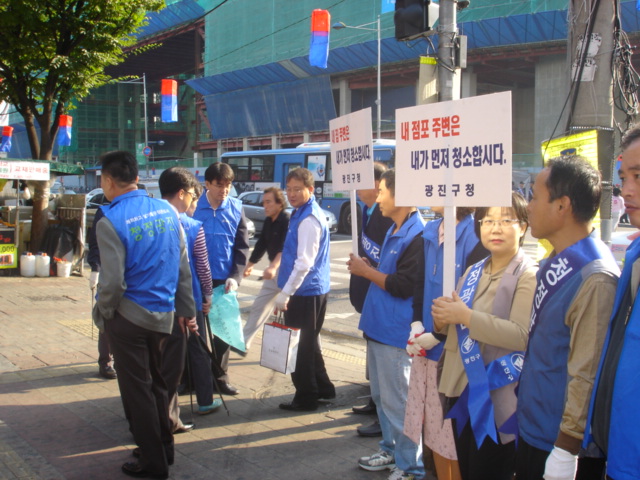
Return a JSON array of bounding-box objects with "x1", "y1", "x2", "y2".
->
[{"x1": 431, "y1": 192, "x2": 537, "y2": 480}]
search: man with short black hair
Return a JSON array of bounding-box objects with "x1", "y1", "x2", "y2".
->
[
  {"x1": 159, "y1": 167, "x2": 220, "y2": 430},
  {"x1": 515, "y1": 156, "x2": 619, "y2": 480},
  {"x1": 275, "y1": 167, "x2": 335, "y2": 411},
  {"x1": 93, "y1": 151, "x2": 195, "y2": 479},
  {"x1": 586, "y1": 124, "x2": 640, "y2": 480},
  {"x1": 350, "y1": 162, "x2": 394, "y2": 436},
  {"x1": 349, "y1": 168, "x2": 425, "y2": 480},
  {"x1": 192, "y1": 162, "x2": 250, "y2": 395}
]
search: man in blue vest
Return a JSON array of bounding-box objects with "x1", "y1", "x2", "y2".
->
[
  {"x1": 275, "y1": 167, "x2": 335, "y2": 411},
  {"x1": 587, "y1": 125, "x2": 640, "y2": 480},
  {"x1": 349, "y1": 168, "x2": 425, "y2": 480},
  {"x1": 349, "y1": 162, "x2": 394, "y2": 437},
  {"x1": 515, "y1": 156, "x2": 619, "y2": 480},
  {"x1": 159, "y1": 167, "x2": 221, "y2": 434},
  {"x1": 192, "y1": 162, "x2": 250, "y2": 396},
  {"x1": 93, "y1": 151, "x2": 195, "y2": 480}
]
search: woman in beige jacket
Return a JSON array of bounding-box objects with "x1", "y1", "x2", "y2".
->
[{"x1": 431, "y1": 192, "x2": 537, "y2": 480}]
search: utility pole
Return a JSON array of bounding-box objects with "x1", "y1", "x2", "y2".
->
[
  {"x1": 566, "y1": 0, "x2": 615, "y2": 241},
  {"x1": 437, "y1": 0, "x2": 461, "y2": 294},
  {"x1": 437, "y1": 0, "x2": 459, "y2": 104}
]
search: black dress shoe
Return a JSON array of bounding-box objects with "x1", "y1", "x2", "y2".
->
[
  {"x1": 352, "y1": 403, "x2": 377, "y2": 415},
  {"x1": 357, "y1": 420, "x2": 382, "y2": 437},
  {"x1": 99, "y1": 366, "x2": 117, "y2": 380},
  {"x1": 279, "y1": 401, "x2": 318, "y2": 412},
  {"x1": 132, "y1": 448, "x2": 174, "y2": 465},
  {"x1": 174, "y1": 422, "x2": 195, "y2": 434},
  {"x1": 121, "y1": 462, "x2": 168, "y2": 479},
  {"x1": 214, "y1": 381, "x2": 239, "y2": 395}
]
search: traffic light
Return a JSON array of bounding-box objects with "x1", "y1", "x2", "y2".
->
[{"x1": 394, "y1": 0, "x2": 438, "y2": 41}]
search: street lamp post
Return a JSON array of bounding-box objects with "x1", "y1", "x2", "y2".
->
[
  {"x1": 333, "y1": 15, "x2": 382, "y2": 140},
  {"x1": 120, "y1": 73, "x2": 150, "y2": 177}
]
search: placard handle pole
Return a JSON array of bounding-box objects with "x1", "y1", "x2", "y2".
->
[
  {"x1": 443, "y1": 205, "x2": 457, "y2": 297},
  {"x1": 350, "y1": 189, "x2": 359, "y2": 255}
]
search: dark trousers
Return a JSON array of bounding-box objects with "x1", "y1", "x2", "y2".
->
[
  {"x1": 106, "y1": 311, "x2": 172, "y2": 476},
  {"x1": 187, "y1": 310, "x2": 214, "y2": 406},
  {"x1": 515, "y1": 439, "x2": 548, "y2": 480},
  {"x1": 284, "y1": 293, "x2": 334, "y2": 406},
  {"x1": 211, "y1": 279, "x2": 230, "y2": 382},
  {"x1": 453, "y1": 419, "x2": 516, "y2": 480},
  {"x1": 515, "y1": 438, "x2": 606, "y2": 480},
  {"x1": 163, "y1": 315, "x2": 187, "y2": 431},
  {"x1": 97, "y1": 331, "x2": 113, "y2": 369}
]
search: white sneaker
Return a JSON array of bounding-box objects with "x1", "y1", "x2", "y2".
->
[
  {"x1": 358, "y1": 450, "x2": 396, "y2": 471},
  {"x1": 387, "y1": 467, "x2": 415, "y2": 480}
]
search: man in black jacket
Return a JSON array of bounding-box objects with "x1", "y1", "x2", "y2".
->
[{"x1": 349, "y1": 162, "x2": 394, "y2": 436}]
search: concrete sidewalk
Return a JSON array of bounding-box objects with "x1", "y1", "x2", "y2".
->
[{"x1": 0, "y1": 275, "x2": 434, "y2": 480}]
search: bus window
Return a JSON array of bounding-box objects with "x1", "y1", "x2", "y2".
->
[
  {"x1": 225, "y1": 155, "x2": 275, "y2": 183},
  {"x1": 226, "y1": 156, "x2": 251, "y2": 181}
]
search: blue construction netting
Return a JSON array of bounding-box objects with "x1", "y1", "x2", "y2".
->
[{"x1": 200, "y1": 76, "x2": 336, "y2": 139}]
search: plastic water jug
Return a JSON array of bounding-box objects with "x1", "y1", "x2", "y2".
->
[
  {"x1": 20, "y1": 253, "x2": 36, "y2": 277},
  {"x1": 35, "y1": 253, "x2": 50, "y2": 277}
]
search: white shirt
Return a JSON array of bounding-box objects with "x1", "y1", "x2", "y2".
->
[{"x1": 281, "y1": 215, "x2": 322, "y2": 296}]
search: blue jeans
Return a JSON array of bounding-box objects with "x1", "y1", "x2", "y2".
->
[{"x1": 368, "y1": 339, "x2": 424, "y2": 478}]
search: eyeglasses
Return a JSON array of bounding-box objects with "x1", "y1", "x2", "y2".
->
[
  {"x1": 285, "y1": 187, "x2": 305, "y2": 195},
  {"x1": 184, "y1": 190, "x2": 197, "y2": 200},
  {"x1": 479, "y1": 218, "x2": 521, "y2": 228}
]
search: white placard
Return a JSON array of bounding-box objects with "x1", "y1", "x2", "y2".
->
[
  {"x1": 395, "y1": 91, "x2": 512, "y2": 208},
  {"x1": 0, "y1": 161, "x2": 50, "y2": 181},
  {"x1": 329, "y1": 108, "x2": 375, "y2": 191}
]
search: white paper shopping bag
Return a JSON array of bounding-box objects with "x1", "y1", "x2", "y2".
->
[{"x1": 260, "y1": 322, "x2": 300, "y2": 374}]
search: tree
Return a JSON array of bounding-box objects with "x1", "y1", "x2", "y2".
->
[{"x1": 0, "y1": 0, "x2": 163, "y2": 250}]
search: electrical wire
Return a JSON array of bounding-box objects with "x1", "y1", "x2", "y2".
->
[
  {"x1": 542, "y1": 0, "x2": 597, "y2": 159},
  {"x1": 611, "y1": 0, "x2": 639, "y2": 133}
]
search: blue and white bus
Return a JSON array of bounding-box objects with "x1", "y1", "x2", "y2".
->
[{"x1": 220, "y1": 140, "x2": 396, "y2": 233}]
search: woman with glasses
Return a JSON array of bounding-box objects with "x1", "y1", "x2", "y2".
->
[
  {"x1": 431, "y1": 192, "x2": 537, "y2": 480},
  {"x1": 404, "y1": 206, "x2": 483, "y2": 480}
]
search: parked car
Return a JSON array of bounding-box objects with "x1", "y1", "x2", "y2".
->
[
  {"x1": 238, "y1": 190, "x2": 338, "y2": 235},
  {"x1": 86, "y1": 188, "x2": 109, "y2": 209}
]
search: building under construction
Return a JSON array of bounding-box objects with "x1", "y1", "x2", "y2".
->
[{"x1": 5, "y1": 0, "x2": 640, "y2": 172}]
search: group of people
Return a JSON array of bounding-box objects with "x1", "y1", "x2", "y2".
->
[
  {"x1": 345, "y1": 128, "x2": 640, "y2": 480},
  {"x1": 88, "y1": 120, "x2": 640, "y2": 480},
  {"x1": 91, "y1": 151, "x2": 334, "y2": 478}
]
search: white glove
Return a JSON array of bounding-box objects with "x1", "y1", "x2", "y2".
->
[
  {"x1": 89, "y1": 271, "x2": 99, "y2": 290},
  {"x1": 543, "y1": 447, "x2": 577, "y2": 480},
  {"x1": 275, "y1": 291, "x2": 290, "y2": 311},
  {"x1": 414, "y1": 332, "x2": 440, "y2": 351},
  {"x1": 408, "y1": 321, "x2": 425, "y2": 342},
  {"x1": 225, "y1": 278, "x2": 238, "y2": 293},
  {"x1": 406, "y1": 341, "x2": 425, "y2": 357}
]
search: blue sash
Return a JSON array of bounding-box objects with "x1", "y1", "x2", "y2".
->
[
  {"x1": 529, "y1": 236, "x2": 602, "y2": 335},
  {"x1": 451, "y1": 257, "x2": 498, "y2": 445},
  {"x1": 361, "y1": 230, "x2": 382, "y2": 264},
  {"x1": 447, "y1": 252, "x2": 530, "y2": 445},
  {"x1": 448, "y1": 351, "x2": 525, "y2": 440}
]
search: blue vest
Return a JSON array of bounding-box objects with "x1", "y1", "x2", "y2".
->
[
  {"x1": 180, "y1": 213, "x2": 203, "y2": 311},
  {"x1": 192, "y1": 195, "x2": 243, "y2": 280},
  {"x1": 421, "y1": 215, "x2": 480, "y2": 360},
  {"x1": 517, "y1": 236, "x2": 618, "y2": 452},
  {"x1": 277, "y1": 197, "x2": 330, "y2": 296},
  {"x1": 359, "y1": 211, "x2": 425, "y2": 349},
  {"x1": 586, "y1": 237, "x2": 640, "y2": 480},
  {"x1": 103, "y1": 190, "x2": 181, "y2": 312}
]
